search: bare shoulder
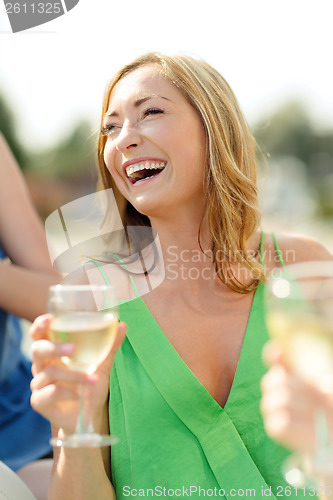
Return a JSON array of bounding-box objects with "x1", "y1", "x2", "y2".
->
[
  {"x1": 62, "y1": 259, "x2": 142, "y2": 303},
  {"x1": 266, "y1": 231, "x2": 332, "y2": 268},
  {"x1": 62, "y1": 266, "x2": 90, "y2": 285}
]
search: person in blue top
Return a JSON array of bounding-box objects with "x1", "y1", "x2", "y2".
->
[{"x1": 0, "y1": 133, "x2": 60, "y2": 499}]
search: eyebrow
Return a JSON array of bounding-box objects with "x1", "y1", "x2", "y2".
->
[{"x1": 105, "y1": 94, "x2": 171, "y2": 117}]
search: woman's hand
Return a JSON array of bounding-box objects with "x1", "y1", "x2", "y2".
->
[
  {"x1": 30, "y1": 314, "x2": 127, "y2": 438},
  {"x1": 260, "y1": 341, "x2": 333, "y2": 454}
]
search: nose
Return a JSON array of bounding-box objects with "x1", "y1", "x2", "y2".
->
[{"x1": 114, "y1": 121, "x2": 143, "y2": 152}]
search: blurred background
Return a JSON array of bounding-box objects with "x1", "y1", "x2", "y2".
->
[{"x1": 0, "y1": 0, "x2": 332, "y2": 253}]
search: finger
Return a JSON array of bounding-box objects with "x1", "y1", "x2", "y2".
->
[
  {"x1": 29, "y1": 314, "x2": 52, "y2": 341},
  {"x1": 31, "y1": 382, "x2": 79, "y2": 408},
  {"x1": 31, "y1": 364, "x2": 96, "y2": 391},
  {"x1": 99, "y1": 322, "x2": 127, "y2": 374},
  {"x1": 261, "y1": 368, "x2": 321, "y2": 418},
  {"x1": 111, "y1": 322, "x2": 127, "y2": 355},
  {"x1": 31, "y1": 339, "x2": 75, "y2": 372},
  {"x1": 263, "y1": 406, "x2": 316, "y2": 452},
  {"x1": 30, "y1": 383, "x2": 80, "y2": 427},
  {"x1": 261, "y1": 366, "x2": 299, "y2": 416},
  {"x1": 262, "y1": 340, "x2": 284, "y2": 367},
  {"x1": 261, "y1": 364, "x2": 288, "y2": 393}
]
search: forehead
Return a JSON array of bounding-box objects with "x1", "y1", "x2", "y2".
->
[{"x1": 108, "y1": 65, "x2": 180, "y2": 107}]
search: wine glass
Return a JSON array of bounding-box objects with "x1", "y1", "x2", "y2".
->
[
  {"x1": 265, "y1": 261, "x2": 333, "y2": 487},
  {"x1": 47, "y1": 284, "x2": 119, "y2": 448}
]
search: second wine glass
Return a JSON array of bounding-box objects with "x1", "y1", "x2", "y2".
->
[{"x1": 265, "y1": 261, "x2": 333, "y2": 487}]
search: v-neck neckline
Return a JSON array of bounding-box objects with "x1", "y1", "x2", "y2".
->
[
  {"x1": 121, "y1": 280, "x2": 264, "y2": 413},
  {"x1": 116, "y1": 278, "x2": 280, "y2": 499}
]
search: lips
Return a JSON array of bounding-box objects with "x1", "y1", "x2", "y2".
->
[{"x1": 124, "y1": 160, "x2": 166, "y2": 184}]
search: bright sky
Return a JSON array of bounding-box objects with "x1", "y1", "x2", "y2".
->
[{"x1": 1, "y1": 0, "x2": 333, "y2": 149}]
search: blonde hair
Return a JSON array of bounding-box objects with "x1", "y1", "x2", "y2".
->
[{"x1": 97, "y1": 52, "x2": 264, "y2": 292}]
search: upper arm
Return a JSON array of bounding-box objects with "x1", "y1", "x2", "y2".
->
[
  {"x1": 276, "y1": 232, "x2": 333, "y2": 265},
  {"x1": 0, "y1": 134, "x2": 53, "y2": 271},
  {"x1": 262, "y1": 231, "x2": 332, "y2": 275},
  {"x1": 63, "y1": 259, "x2": 142, "y2": 304}
]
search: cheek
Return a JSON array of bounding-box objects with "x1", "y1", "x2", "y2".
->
[
  {"x1": 103, "y1": 142, "x2": 118, "y2": 176},
  {"x1": 103, "y1": 143, "x2": 127, "y2": 195},
  {"x1": 173, "y1": 123, "x2": 206, "y2": 170}
]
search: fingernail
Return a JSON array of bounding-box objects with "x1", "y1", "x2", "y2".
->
[
  {"x1": 36, "y1": 315, "x2": 49, "y2": 326},
  {"x1": 59, "y1": 344, "x2": 75, "y2": 355},
  {"x1": 86, "y1": 374, "x2": 98, "y2": 384}
]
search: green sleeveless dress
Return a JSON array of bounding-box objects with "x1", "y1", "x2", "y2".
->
[{"x1": 108, "y1": 234, "x2": 316, "y2": 499}]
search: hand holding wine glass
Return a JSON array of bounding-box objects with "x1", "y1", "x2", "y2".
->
[
  {"x1": 263, "y1": 261, "x2": 333, "y2": 487},
  {"x1": 30, "y1": 284, "x2": 126, "y2": 448},
  {"x1": 261, "y1": 341, "x2": 333, "y2": 452}
]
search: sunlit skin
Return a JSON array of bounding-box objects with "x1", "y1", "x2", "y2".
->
[
  {"x1": 28, "y1": 60, "x2": 333, "y2": 500},
  {"x1": 100, "y1": 66, "x2": 263, "y2": 413},
  {"x1": 102, "y1": 65, "x2": 207, "y2": 226},
  {"x1": 261, "y1": 341, "x2": 333, "y2": 454}
]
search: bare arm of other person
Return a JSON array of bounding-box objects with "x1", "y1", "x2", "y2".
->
[
  {"x1": 264, "y1": 231, "x2": 333, "y2": 268},
  {"x1": 30, "y1": 314, "x2": 126, "y2": 500},
  {"x1": 0, "y1": 133, "x2": 60, "y2": 320}
]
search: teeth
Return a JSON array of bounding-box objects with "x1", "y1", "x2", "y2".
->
[{"x1": 126, "y1": 161, "x2": 165, "y2": 178}]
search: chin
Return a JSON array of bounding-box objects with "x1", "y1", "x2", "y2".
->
[{"x1": 131, "y1": 196, "x2": 168, "y2": 220}]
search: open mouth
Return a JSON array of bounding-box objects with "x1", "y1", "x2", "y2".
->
[{"x1": 126, "y1": 161, "x2": 166, "y2": 185}]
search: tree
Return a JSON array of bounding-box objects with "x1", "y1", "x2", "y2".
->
[
  {"x1": 0, "y1": 93, "x2": 28, "y2": 170},
  {"x1": 254, "y1": 99, "x2": 333, "y2": 216}
]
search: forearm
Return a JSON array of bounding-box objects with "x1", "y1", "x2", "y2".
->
[
  {"x1": 0, "y1": 133, "x2": 58, "y2": 272},
  {"x1": 49, "y1": 406, "x2": 116, "y2": 500},
  {"x1": 30, "y1": 319, "x2": 126, "y2": 500},
  {"x1": 0, "y1": 260, "x2": 59, "y2": 321},
  {"x1": 50, "y1": 447, "x2": 116, "y2": 500}
]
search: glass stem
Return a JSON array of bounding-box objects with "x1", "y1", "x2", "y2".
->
[
  {"x1": 75, "y1": 384, "x2": 94, "y2": 435},
  {"x1": 313, "y1": 407, "x2": 330, "y2": 472}
]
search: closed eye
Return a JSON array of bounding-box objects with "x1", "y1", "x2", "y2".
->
[
  {"x1": 100, "y1": 124, "x2": 120, "y2": 137},
  {"x1": 101, "y1": 108, "x2": 164, "y2": 136},
  {"x1": 143, "y1": 108, "x2": 164, "y2": 117}
]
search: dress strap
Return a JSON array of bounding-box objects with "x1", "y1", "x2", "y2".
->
[
  {"x1": 259, "y1": 230, "x2": 265, "y2": 266},
  {"x1": 271, "y1": 232, "x2": 285, "y2": 268},
  {"x1": 86, "y1": 256, "x2": 140, "y2": 298}
]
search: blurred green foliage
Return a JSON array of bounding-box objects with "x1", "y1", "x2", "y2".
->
[
  {"x1": 254, "y1": 101, "x2": 333, "y2": 216},
  {"x1": 28, "y1": 121, "x2": 97, "y2": 179},
  {"x1": 0, "y1": 95, "x2": 98, "y2": 218},
  {"x1": 0, "y1": 94, "x2": 332, "y2": 218},
  {"x1": 0, "y1": 93, "x2": 29, "y2": 170},
  {"x1": 254, "y1": 100, "x2": 333, "y2": 173}
]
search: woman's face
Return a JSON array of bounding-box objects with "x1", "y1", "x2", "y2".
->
[{"x1": 102, "y1": 65, "x2": 207, "y2": 220}]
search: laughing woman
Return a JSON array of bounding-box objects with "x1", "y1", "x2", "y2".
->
[{"x1": 30, "y1": 53, "x2": 332, "y2": 500}]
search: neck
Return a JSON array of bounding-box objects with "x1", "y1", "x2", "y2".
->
[
  {"x1": 150, "y1": 210, "x2": 209, "y2": 250},
  {"x1": 147, "y1": 214, "x2": 217, "y2": 288},
  {"x1": 145, "y1": 213, "x2": 262, "y2": 293}
]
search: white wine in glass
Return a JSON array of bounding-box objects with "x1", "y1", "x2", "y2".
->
[
  {"x1": 265, "y1": 261, "x2": 333, "y2": 486},
  {"x1": 48, "y1": 284, "x2": 119, "y2": 448}
]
